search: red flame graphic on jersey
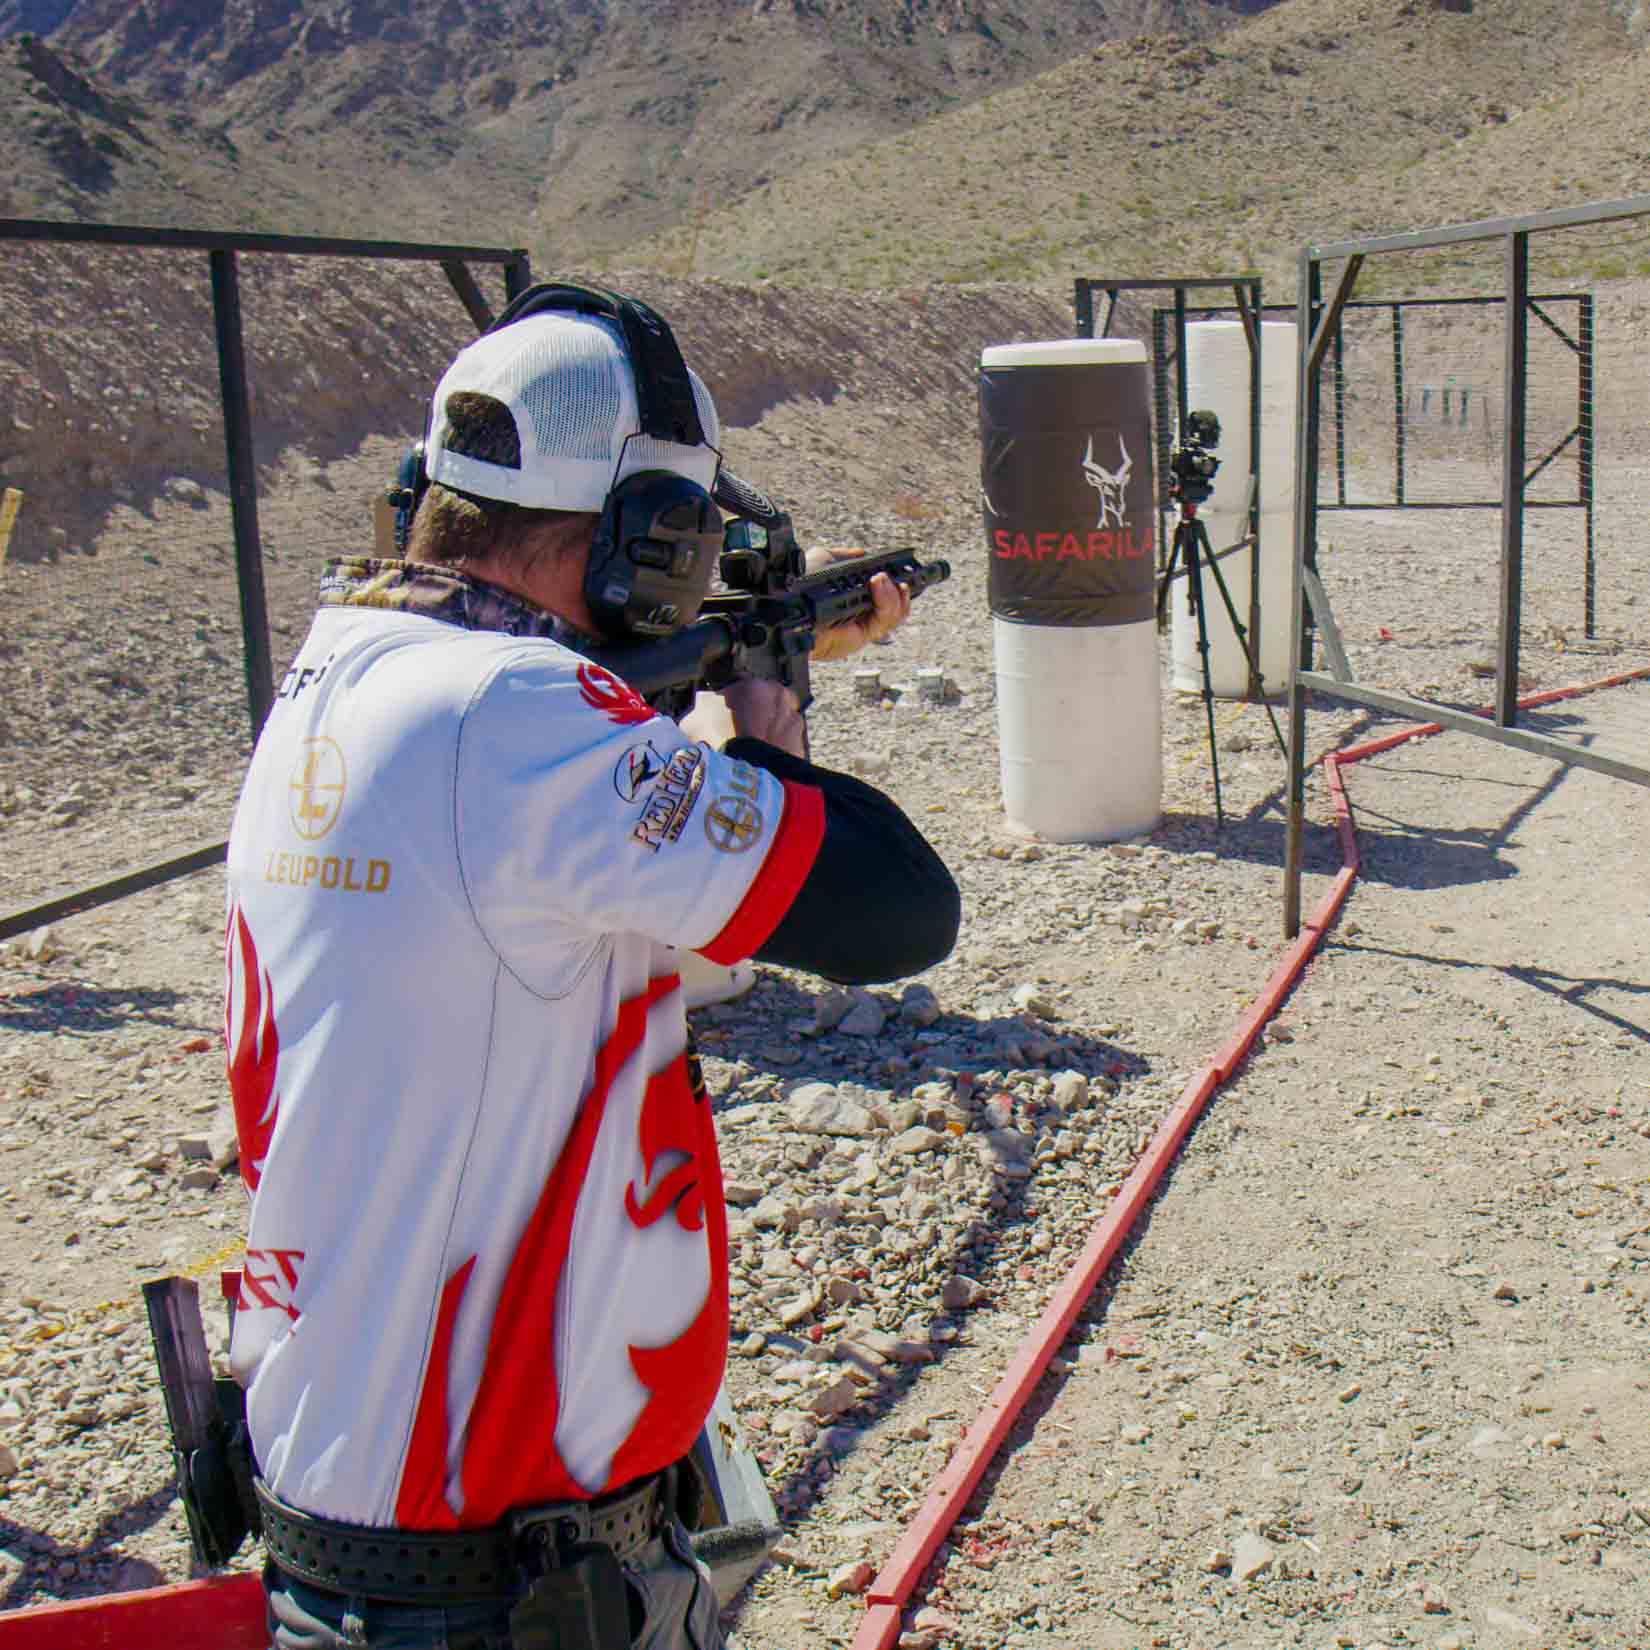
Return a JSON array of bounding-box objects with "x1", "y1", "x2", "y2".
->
[
  {"x1": 225, "y1": 903, "x2": 280, "y2": 1192},
  {"x1": 395, "y1": 975, "x2": 727, "y2": 1528},
  {"x1": 577, "y1": 662, "x2": 654, "y2": 727},
  {"x1": 624, "y1": 1056, "x2": 707, "y2": 1233}
]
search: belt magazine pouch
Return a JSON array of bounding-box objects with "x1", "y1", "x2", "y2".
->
[{"x1": 508, "y1": 1542, "x2": 631, "y2": 1650}]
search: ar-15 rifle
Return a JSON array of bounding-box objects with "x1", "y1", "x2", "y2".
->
[{"x1": 582, "y1": 469, "x2": 950, "y2": 720}]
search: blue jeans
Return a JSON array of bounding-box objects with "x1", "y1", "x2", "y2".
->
[{"x1": 263, "y1": 1520, "x2": 724, "y2": 1650}]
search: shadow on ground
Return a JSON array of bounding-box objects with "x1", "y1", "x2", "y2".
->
[
  {"x1": 699, "y1": 973, "x2": 1147, "y2": 1099},
  {"x1": 0, "y1": 1484, "x2": 177, "y2": 1609},
  {"x1": 1335, "y1": 938, "x2": 1650, "y2": 1048},
  {"x1": 697, "y1": 972, "x2": 1166, "y2": 1629},
  {"x1": 1154, "y1": 700, "x2": 1601, "y2": 893},
  {"x1": 0, "y1": 983, "x2": 191, "y2": 1036}
]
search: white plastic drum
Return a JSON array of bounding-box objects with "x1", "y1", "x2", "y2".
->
[
  {"x1": 1169, "y1": 319, "x2": 1298, "y2": 699},
  {"x1": 980, "y1": 338, "x2": 1161, "y2": 842},
  {"x1": 992, "y1": 617, "x2": 1161, "y2": 841}
]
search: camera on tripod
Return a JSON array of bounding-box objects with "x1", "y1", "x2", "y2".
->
[{"x1": 1167, "y1": 408, "x2": 1222, "y2": 508}]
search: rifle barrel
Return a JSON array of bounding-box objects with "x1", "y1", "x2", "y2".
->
[{"x1": 805, "y1": 550, "x2": 949, "y2": 627}]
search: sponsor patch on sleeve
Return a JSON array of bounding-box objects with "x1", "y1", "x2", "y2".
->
[
  {"x1": 631, "y1": 744, "x2": 708, "y2": 853},
  {"x1": 613, "y1": 740, "x2": 668, "y2": 804},
  {"x1": 701, "y1": 760, "x2": 766, "y2": 854},
  {"x1": 579, "y1": 662, "x2": 654, "y2": 727}
]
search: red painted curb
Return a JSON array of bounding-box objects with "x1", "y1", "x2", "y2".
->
[
  {"x1": 857, "y1": 1601, "x2": 902, "y2": 1647},
  {"x1": 1323, "y1": 756, "x2": 1360, "y2": 872},
  {"x1": 1513, "y1": 664, "x2": 1650, "y2": 708},
  {"x1": 0, "y1": 1573, "x2": 264, "y2": 1650},
  {"x1": 859, "y1": 1060, "x2": 1220, "y2": 1619},
  {"x1": 1337, "y1": 724, "x2": 1442, "y2": 765},
  {"x1": 1212, "y1": 864, "x2": 1355, "y2": 1086},
  {"x1": 1335, "y1": 664, "x2": 1650, "y2": 767},
  {"x1": 852, "y1": 887, "x2": 1352, "y2": 1649}
]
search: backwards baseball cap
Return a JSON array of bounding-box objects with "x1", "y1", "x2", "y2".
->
[{"x1": 424, "y1": 293, "x2": 721, "y2": 513}]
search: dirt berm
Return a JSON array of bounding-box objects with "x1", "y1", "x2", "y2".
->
[{"x1": 0, "y1": 251, "x2": 1074, "y2": 562}]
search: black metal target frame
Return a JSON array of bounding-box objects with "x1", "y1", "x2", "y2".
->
[
  {"x1": 1322, "y1": 293, "x2": 1595, "y2": 638},
  {"x1": 1283, "y1": 195, "x2": 1650, "y2": 937},
  {"x1": 1161, "y1": 293, "x2": 1596, "y2": 635},
  {"x1": 0, "y1": 219, "x2": 531, "y2": 944}
]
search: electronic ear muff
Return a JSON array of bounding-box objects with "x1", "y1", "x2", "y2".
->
[
  {"x1": 584, "y1": 468, "x2": 724, "y2": 640},
  {"x1": 386, "y1": 439, "x2": 429, "y2": 556},
  {"x1": 489, "y1": 282, "x2": 721, "y2": 641}
]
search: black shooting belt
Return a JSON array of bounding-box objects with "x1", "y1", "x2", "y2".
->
[{"x1": 256, "y1": 1470, "x2": 668, "y2": 1605}]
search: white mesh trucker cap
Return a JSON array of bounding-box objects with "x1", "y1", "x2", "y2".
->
[{"x1": 424, "y1": 311, "x2": 721, "y2": 512}]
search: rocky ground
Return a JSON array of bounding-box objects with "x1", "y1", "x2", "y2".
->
[{"x1": 0, "y1": 345, "x2": 1646, "y2": 1650}]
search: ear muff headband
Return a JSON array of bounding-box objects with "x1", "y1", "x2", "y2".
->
[{"x1": 488, "y1": 281, "x2": 707, "y2": 451}]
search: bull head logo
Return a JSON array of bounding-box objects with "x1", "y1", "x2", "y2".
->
[{"x1": 1082, "y1": 434, "x2": 1132, "y2": 530}]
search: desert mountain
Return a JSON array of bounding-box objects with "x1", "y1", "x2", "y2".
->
[
  {"x1": 0, "y1": 32, "x2": 362, "y2": 230},
  {"x1": 0, "y1": 1, "x2": 1260, "y2": 253},
  {"x1": 631, "y1": 0, "x2": 1643, "y2": 292},
  {"x1": 2, "y1": 0, "x2": 1644, "y2": 291}
]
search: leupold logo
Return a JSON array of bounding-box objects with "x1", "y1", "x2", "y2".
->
[
  {"x1": 704, "y1": 795, "x2": 763, "y2": 853},
  {"x1": 288, "y1": 737, "x2": 347, "y2": 841},
  {"x1": 1081, "y1": 434, "x2": 1132, "y2": 530}
]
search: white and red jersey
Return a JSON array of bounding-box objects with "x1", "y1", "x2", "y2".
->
[{"x1": 223, "y1": 562, "x2": 823, "y2": 1529}]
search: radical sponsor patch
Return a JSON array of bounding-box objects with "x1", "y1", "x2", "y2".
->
[
  {"x1": 631, "y1": 744, "x2": 707, "y2": 853},
  {"x1": 578, "y1": 661, "x2": 653, "y2": 727}
]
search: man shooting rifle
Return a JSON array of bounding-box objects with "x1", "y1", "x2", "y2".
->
[{"x1": 223, "y1": 282, "x2": 959, "y2": 1650}]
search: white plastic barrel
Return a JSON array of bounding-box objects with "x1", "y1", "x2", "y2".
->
[
  {"x1": 992, "y1": 617, "x2": 1162, "y2": 840},
  {"x1": 1169, "y1": 319, "x2": 1298, "y2": 700},
  {"x1": 980, "y1": 338, "x2": 1161, "y2": 842}
]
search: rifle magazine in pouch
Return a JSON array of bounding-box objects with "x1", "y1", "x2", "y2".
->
[{"x1": 508, "y1": 1541, "x2": 632, "y2": 1650}]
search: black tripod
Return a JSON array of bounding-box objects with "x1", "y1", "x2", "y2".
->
[{"x1": 1155, "y1": 499, "x2": 1286, "y2": 826}]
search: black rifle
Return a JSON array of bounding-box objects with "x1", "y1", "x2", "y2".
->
[{"x1": 583, "y1": 470, "x2": 950, "y2": 719}]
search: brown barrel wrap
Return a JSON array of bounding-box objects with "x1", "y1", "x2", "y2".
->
[{"x1": 980, "y1": 359, "x2": 1157, "y2": 626}]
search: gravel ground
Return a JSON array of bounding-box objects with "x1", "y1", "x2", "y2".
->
[{"x1": 0, "y1": 392, "x2": 1646, "y2": 1648}]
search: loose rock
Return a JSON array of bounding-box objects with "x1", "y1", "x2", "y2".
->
[
  {"x1": 827, "y1": 1558, "x2": 875, "y2": 1598},
  {"x1": 1231, "y1": 1533, "x2": 1274, "y2": 1582},
  {"x1": 785, "y1": 1085, "x2": 874, "y2": 1137}
]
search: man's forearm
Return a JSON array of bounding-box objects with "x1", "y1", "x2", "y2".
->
[
  {"x1": 725, "y1": 737, "x2": 958, "y2": 984},
  {"x1": 722, "y1": 678, "x2": 808, "y2": 758}
]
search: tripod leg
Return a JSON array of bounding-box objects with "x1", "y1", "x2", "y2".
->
[
  {"x1": 1193, "y1": 522, "x2": 1287, "y2": 760},
  {"x1": 1154, "y1": 524, "x2": 1186, "y2": 626},
  {"x1": 1183, "y1": 529, "x2": 1225, "y2": 827}
]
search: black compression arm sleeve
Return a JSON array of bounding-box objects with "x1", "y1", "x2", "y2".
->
[{"x1": 724, "y1": 736, "x2": 960, "y2": 986}]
